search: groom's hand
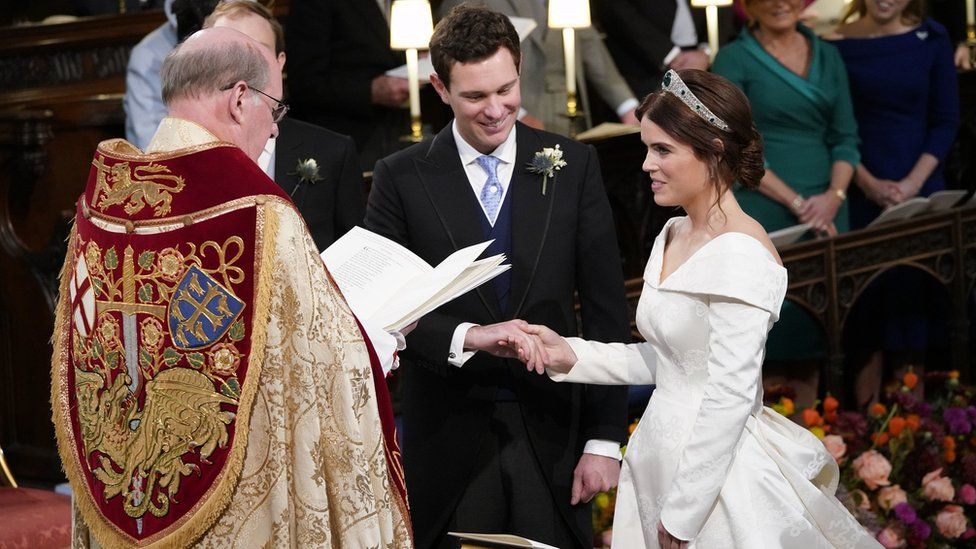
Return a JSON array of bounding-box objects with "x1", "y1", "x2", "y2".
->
[
  {"x1": 571, "y1": 454, "x2": 620, "y2": 505},
  {"x1": 464, "y1": 320, "x2": 547, "y2": 366}
]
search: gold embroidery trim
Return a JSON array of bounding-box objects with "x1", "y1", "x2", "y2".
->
[{"x1": 96, "y1": 138, "x2": 236, "y2": 163}]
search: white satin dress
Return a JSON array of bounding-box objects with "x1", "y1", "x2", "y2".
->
[{"x1": 552, "y1": 217, "x2": 880, "y2": 548}]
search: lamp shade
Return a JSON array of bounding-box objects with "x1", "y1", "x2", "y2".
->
[
  {"x1": 390, "y1": 0, "x2": 434, "y2": 50},
  {"x1": 548, "y1": 0, "x2": 591, "y2": 28},
  {"x1": 690, "y1": 0, "x2": 732, "y2": 7}
]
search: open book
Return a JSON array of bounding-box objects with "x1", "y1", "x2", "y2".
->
[
  {"x1": 576, "y1": 122, "x2": 641, "y2": 142},
  {"x1": 768, "y1": 223, "x2": 812, "y2": 247},
  {"x1": 867, "y1": 190, "x2": 969, "y2": 227},
  {"x1": 448, "y1": 532, "x2": 559, "y2": 549},
  {"x1": 321, "y1": 227, "x2": 510, "y2": 332}
]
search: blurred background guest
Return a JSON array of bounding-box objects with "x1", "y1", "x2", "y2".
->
[
  {"x1": 286, "y1": 1, "x2": 409, "y2": 171},
  {"x1": 438, "y1": 0, "x2": 640, "y2": 135},
  {"x1": 123, "y1": 0, "x2": 220, "y2": 149},
  {"x1": 590, "y1": 0, "x2": 712, "y2": 99},
  {"x1": 829, "y1": 0, "x2": 959, "y2": 405},
  {"x1": 713, "y1": 0, "x2": 859, "y2": 403}
]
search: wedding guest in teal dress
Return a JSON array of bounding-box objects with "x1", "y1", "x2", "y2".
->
[
  {"x1": 828, "y1": 0, "x2": 959, "y2": 406},
  {"x1": 713, "y1": 0, "x2": 859, "y2": 397}
]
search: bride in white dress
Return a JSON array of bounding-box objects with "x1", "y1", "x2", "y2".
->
[{"x1": 505, "y1": 70, "x2": 881, "y2": 548}]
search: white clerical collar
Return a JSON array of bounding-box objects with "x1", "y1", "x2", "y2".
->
[
  {"x1": 452, "y1": 119, "x2": 517, "y2": 168},
  {"x1": 145, "y1": 117, "x2": 220, "y2": 153},
  {"x1": 257, "y1": 137, "x2": 276, "y2": 175}
]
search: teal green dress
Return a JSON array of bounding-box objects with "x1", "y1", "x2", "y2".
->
[
  {"x1": 713, "y1": 25, "x2": 860, "y2": 361},
  {"x1": 713, "y1": 25, "x2": 859, "y2": 233}
]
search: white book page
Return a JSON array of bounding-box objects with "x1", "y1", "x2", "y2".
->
[
  {"x1": 321, "y1": 227, "x2": 431, "y2": 321},
  {"x1": 384, "y1": 257, "x2": 509, "y2": 331},
  {"x1": 370, "y1": 240, "x2": 493, "y2": 330}
]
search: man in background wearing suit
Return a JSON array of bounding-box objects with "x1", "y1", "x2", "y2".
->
[
  {"x1": 207, "y1": 0, "x2": 364, "y2": 251},
  {"x1": 286, "y1": 0, "x2": 410, "y2": 171},
  {"x1": 438, "y1": 0, "x2": 640, "y2": 136},
  {"x1": 591, "y1": 0, "x2": 711, "y2": 99},
  {"x1": 365, "y1": 6, "x2": 630, "y2": 549}
]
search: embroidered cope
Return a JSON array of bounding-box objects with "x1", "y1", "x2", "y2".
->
[{"x1": 53, "y1": 121, "x2": 411, "y2": 548}]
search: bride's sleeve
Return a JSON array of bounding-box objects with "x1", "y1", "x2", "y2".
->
[
  {"x1": 658, "y1": 296, "x2": 772, "y2": 541},
  {"x1": 547, "y1": 338, "x2": 656, "y2": 386}
]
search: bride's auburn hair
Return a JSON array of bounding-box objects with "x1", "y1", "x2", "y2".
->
[{"x1": 636, "y1": 69, "x2": 764, "y2": 193}]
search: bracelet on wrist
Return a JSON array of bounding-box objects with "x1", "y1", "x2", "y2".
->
[
  {"x1": 790, "y1": 194, "x2": 805, "y2": 213},
  {"x1": 830, "y1": 187, "x2": 847, "y2": 202}
]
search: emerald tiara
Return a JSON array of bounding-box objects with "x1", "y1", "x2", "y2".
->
[{"x1": 661, "y1": 69, "x2": 731, "y2": 132}]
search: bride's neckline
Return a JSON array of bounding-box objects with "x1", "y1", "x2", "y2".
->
[{"x1": 655, "y1": 217, "x2": 777, "y2": 286}]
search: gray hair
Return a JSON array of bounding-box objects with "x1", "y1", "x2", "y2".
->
[{"x1": 160, "y1": 40, "x2": 270, "y2": 105}]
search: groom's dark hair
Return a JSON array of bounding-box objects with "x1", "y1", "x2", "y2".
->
[{"x1": 430, "y1": 4, "x2": 521, "y2": 90}]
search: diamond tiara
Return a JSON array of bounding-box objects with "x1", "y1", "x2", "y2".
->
[{"x1": 661, "y1": 69, "x2": 730, "y2": 132}]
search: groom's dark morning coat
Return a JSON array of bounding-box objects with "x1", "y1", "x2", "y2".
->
[{"x1": 364, "y1": 122, "x2": 630, "y2": 548}]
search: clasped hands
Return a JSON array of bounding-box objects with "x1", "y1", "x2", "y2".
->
[{"x1": 463, "y1": 319, "x2": 576, "y2": 375}]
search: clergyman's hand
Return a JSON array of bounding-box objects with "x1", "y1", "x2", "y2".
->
[
  {"x1": 514, "y1": 323, "x2": 577, "y2": 375},
  {"x1": 572, "y1": 454, "x2": 620, "y2": 505}
]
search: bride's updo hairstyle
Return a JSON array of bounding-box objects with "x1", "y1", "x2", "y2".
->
[{"x1": 636, "y1": 69, "x2": 764, "y2": 194}]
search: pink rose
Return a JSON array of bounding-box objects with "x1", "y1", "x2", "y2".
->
[
  {"x1": 936, "y1": 505, "x2": 967, "y2": 539},
  {"x1": 876, "y1": 525, "x2": 906, "y2": 548},
  {"x1": 852, "y1": 449, "x2": 892, "y2": 490},
  {"x1": 958, "y1": 484, "x2": 976, "y2": 505},
  {"x1": 878, "y1": 485, "x2": 908, "y2": 511},
  {"x1": 923, "y1": 468, "x2": 955, "y2": 502},
  {"x1": 823, "y1": 434, "x2": 847, "y2": 464}
]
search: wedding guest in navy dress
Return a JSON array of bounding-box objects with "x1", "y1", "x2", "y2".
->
[
  {"x1": 830, "y1": 0, "x2": 959, "y2": 229},
  {"x1": 829, "y1": 1, "x2": 959, "y2": 406}
]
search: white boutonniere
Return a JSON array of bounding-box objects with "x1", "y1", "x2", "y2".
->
[
  {"x1": 527, "y1": 144, "x2": 567, "y2": 195},
  {"x1": 291, "y1": 158, "x2": 325, "y2": 185}
]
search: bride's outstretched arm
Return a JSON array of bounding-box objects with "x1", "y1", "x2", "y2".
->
[{"x1": 511, "y1": 324, "x2": 656, "y2": 386}]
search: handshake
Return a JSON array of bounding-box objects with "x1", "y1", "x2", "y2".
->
[{"x1": 463, "y1": 319, "x2": 578, "y2": 375}]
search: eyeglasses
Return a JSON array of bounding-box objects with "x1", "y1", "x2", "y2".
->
[{"x1": 221, "y1": 82, "x2": 289, "y2": 123}]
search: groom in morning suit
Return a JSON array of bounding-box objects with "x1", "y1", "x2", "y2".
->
[{"x1": 364, "y1": 6, "x2": 630, "y2": 549}]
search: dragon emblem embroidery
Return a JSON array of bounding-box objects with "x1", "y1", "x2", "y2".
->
[{"x1": 90, "y1": 156, "x2": 186, "y2": 217}]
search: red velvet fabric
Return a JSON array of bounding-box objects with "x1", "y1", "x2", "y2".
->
[
  {"x1": 63, "y1": 144, "x2": 288, "y2": 542},
  {"x1": 0, "y1": 488, "x2": 71, "y2": 549}
]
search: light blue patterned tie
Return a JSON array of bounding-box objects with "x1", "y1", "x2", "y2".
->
[{"x1": 475, "y1": 155, "x2": 503, "y2": 223}]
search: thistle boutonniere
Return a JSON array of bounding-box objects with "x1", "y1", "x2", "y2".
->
[
  {"x1": 527, "y1": 144, "x2": 567, "y2": 195},
  {"x1": 291, "y1": 157, "x2": 325, "y2": 186}
]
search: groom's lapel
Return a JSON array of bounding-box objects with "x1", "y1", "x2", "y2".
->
[
  {"x1": 414, "y1": 125, "x2": 503, "y2": 321},
  {"x1": 510, "y1": 123, "x2": 555, "y2": 318}
]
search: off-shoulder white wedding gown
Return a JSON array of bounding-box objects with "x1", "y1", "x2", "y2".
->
[{"x1": 552, "y1": 217, "x2": 880, "y2": 548}]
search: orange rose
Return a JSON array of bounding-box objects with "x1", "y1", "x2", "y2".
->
[
  {"x1": 823, "y1": 395, "x2": 839, "y2": 413},
  {"x1": 803, "y1": 408, "x2": 822, "y2": 427},
  {"x1": 903, "y1": 369, "x2": 918, "y2": 390},
  {"x1": 906, "y1": 414, "x2": 921, "y2": 433},
  {"x1": 888, "y1": 417, "x2": 906, "y2": 437},
  {"x1": 870, "y1": 403, "x2": 887, "y2": 418}
]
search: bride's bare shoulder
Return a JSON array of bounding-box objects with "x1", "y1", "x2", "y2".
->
[{"x1": 723, "y1": 216, "x2": 782, "y2": 265}]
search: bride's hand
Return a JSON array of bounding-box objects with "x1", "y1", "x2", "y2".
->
[
  {"x1": 657, "y1": 521, "x2": 689, "y2": 549},
  {"x1": 501, "y1": 323, "x2": 577, "y2": 375}
]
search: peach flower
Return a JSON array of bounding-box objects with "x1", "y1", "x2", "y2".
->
[
  {"x1": 936, "y1": 505, "x2": 967, "y2": 539},
  {"x1": 878, "y1": 485, "x2": 908, "y2": 511},
  {"x1": 852, "y1": 449, "x2": 892, "y2": 490},
  {"x1": 923, "y1": 468, "x2": 955, "y2": 502},
  {"x1": 822, "y1": 435, "x2": 847, "y2": 464},
  {"x1": 876, "y1": 525, "x2": 906, "y2": 548}
]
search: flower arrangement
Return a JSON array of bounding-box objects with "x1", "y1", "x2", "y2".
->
[
  {"x1": 771, "y1": 370, "x2": 976, "y2": 548},
  {"x1": 527, "y1": 144, "x2": 566, "y2": 196}
]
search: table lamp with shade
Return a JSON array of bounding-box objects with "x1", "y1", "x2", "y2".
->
[
  {"x1": 390, "y1": 0, "x2": 434, "y2": 142},
  {"x1": 690, "y1": 0, "x2": 732, "y2": 63},
  {"x1": 548, "y1": 0, "x2": 591, "y2": 136}
]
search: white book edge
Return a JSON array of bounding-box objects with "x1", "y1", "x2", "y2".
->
[
  {"x1": 447, "y1": 532, "x2": 559, "y2": 549},
  {"x1": 868, "y1": 196, "x2": 931, "y2": 227},
  {"x1": 767, "y1": 223, "x2": 811, "y2": 247}
]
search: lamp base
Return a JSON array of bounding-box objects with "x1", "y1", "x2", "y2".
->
[
  {"x1": 400, "y1": 116, "x2": 428, "y2": 143},
  {"x1": 559, "y1": 109, "x2": 585, "y2": 139}
]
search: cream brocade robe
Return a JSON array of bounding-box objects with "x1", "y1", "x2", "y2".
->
[{"x1": 71, "y1": 118, "x2": 412, "y2": 548}]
